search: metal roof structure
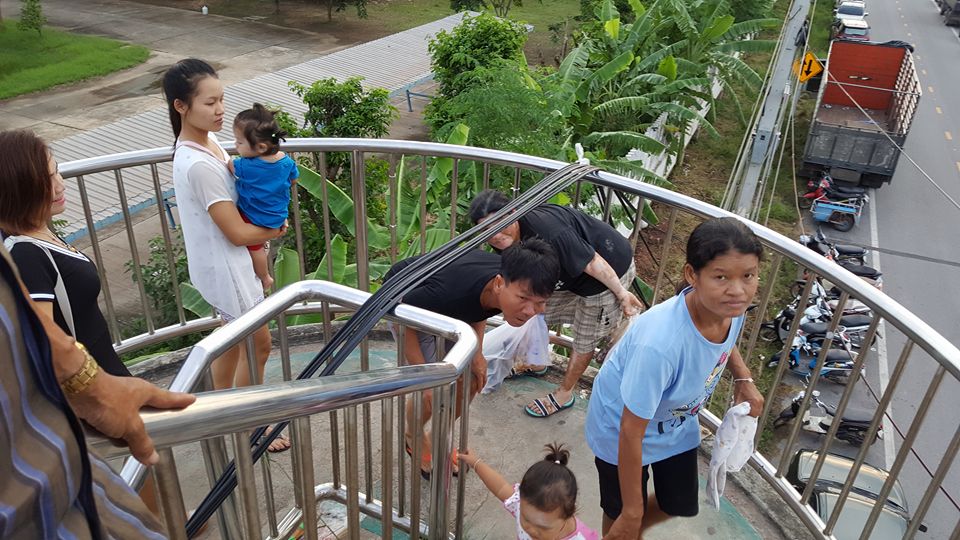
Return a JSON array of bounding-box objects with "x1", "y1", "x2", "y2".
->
[{"x1": 55, "y1": 13, "x2": 466, "y2": 240}]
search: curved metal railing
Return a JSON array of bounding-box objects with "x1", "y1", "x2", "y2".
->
[{"x1": 64, "y1": 139, "x2": 960, "y2": 539}]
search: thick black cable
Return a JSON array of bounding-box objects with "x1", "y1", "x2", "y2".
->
[{"x1": 184, "y1": 163, "x2": 598, "y2": 537}]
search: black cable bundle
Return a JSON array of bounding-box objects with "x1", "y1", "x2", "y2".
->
[{"x1": 184, "y1": 162, "x2": 598, "y2": 537}]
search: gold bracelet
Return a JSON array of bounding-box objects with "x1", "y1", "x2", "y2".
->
[{"x1": 61, "y1": 342, "x2": 100, "y2": 395}]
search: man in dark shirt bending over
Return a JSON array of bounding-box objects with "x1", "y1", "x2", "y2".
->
[
  {"x1": 470, "y1": 190, "x2": 643, "y2": 418},
  {"x1": 385, "y1": 239, "x2": 559, "y2": 478}
]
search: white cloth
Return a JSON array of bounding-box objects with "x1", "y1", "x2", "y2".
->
[
  {"x1": 481, "y1": 314, "x2": 550, "y2": 394},
  {"x1": 706, "y1": 401, "x2": 757, "y2": 510},
  {"x1": 172, "y1": 135, "x2": 263, "y2": 320}
]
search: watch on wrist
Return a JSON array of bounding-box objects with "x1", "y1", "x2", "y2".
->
[{"x1": 61, "y1": 342, "x2": 100, "y2": 395}]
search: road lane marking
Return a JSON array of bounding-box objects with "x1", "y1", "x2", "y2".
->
[
  {"x1": 922, "y1": 69, "x2": 927, "y2": 75},
  {"x1": 956, "y1": 161, "x2": 960, "y2": 174},
  {"x1": 868, "y1": 189, "x2": 896, "y2": 470},
  {"x1": 947, "y1": 132, "x2": 954, "y2": 141},
  {"x1": 929, "y1": 86, "x2": 935, "y2": 93},
  {"x1": 936, "y1": 106, "x2": 943, "y2": 114},
  {"x1": 908, "y1": 32, "x2": 913, "y2": 37}
]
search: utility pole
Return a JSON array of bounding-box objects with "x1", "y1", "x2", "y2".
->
[{"x1": 726, "y1": 0, "x2": 813, "y2": 218}]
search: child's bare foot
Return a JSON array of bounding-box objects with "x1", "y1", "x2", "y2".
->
[{"x1": 260, "y1": 275, "x2": 274, "y2": 292}]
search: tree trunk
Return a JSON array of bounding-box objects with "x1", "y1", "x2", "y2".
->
[
  {"x1": 275, "y1": 0, "x2": 281, "y2": 14},
  {"x1": 327, "y1": 0, "x2": 334, "y2": 21}
]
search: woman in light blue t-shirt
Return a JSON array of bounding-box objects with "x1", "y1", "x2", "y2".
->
[{"x1": 584, "y1": 217, "x2": 765, "y2": 539}]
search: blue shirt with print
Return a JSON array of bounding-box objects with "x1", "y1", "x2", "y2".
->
[
  {"x1": 234, "y1": 155, "x2": 299, "y2": 229},
  {"x1": 585, "y1": 288, "x2": 744, "y2": 465}
]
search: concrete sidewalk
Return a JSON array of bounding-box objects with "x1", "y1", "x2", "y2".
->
[{"x1": 132, "y1": 340, "x2": 793, "y2": 539}]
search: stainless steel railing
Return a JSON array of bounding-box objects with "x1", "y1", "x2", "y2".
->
[
  {"x1": 91, "y1": 279, "x2": 477, "y2": 539},
  {"x1": 64, "y1": 139, "x2": 960, "y2": 539}
]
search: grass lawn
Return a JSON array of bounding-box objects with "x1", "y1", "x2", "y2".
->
[{"x1": 0, "y1": 20, "x2": 150, "y2": 100}]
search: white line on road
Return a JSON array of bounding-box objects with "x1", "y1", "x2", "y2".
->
[{"x1": 869, "y1": 189, "x2": 896, "y2": 469}]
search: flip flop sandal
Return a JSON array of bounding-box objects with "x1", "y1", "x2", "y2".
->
[
  {"x1": 404, "y1": 441, "x2": 433, "y2": 481},
  {"x1": 527, "y1": 366, "x2": 549, "y2": 377},
  {"x1": 524, "y1": 393, "x2": 575, "y2": 418},
  {"x1": 263, "y1": 428, "x2": 292, "y2": 454}
]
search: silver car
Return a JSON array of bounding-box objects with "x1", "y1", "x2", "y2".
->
[{"x1": 834, "y1": 1, "x2": 869, "y2": 25}]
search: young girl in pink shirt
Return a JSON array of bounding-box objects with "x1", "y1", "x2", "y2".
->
[{"x1": 460, "y1": 443, "x2": 599, "y2": 540}]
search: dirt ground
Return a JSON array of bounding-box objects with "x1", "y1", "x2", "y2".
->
[{"x1": 128, "y1": 0, "x2": 576, "y2": 66}]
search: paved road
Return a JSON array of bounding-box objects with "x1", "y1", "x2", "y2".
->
[{"x1": 817, "y1": 0, "x2": 960, "y2": 536}]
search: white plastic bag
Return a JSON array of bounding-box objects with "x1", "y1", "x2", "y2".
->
[
  {"x1": 706, "y1": 401, "x2": 758, "y2": 510},
  {"x1": 481, "y1": 314, "x2": 550, "y2": 394}
]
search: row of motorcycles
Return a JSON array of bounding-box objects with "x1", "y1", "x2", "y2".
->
[{"x1": 762, "y1": 228, "x2": 883, "y2": 447}]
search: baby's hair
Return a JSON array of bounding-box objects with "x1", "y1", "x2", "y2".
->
[
  {"x1": 519, "y1": 443, "x2": 577, "y2": 519},
  {"x1": 234, "y1": 103, "x2": 287, "y2": 155}
]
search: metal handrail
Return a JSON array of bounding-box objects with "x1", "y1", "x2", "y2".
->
[
  {"x1": 59, "y1": 139, "x2": 960, "y2": 376},
  {"x1": 89, "y1": 363, "x2": 463, "y2": 460},
  {"x1": 114, "y1": 279, "x2": 477, "y2": 490},
  {"x1": 59, "y1": 139, "x2": 960, "y2": 539}
]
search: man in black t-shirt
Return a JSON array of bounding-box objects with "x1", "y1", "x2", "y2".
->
[
  {"x1": 469, "y1": 190, "x2": 644, "y2": 418},
  {"x1": 385, "y1": 240, "x2": 560, "y2": 478}
]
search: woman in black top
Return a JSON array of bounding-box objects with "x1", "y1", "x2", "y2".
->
[{"x1": 0, "y1": 130, "x2": 129, "y2": 377}]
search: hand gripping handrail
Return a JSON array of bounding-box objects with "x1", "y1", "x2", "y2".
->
[{"x1": 88, "y1": 364, "x2": 463, "y2": 459}]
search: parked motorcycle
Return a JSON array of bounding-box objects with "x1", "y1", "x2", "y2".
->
[
  {"x1": 760, "y1": 292, "x2": 874, "y2": 345},
  {"x1": 800, "y1": 228, "x2": 869, "y2": 265},
  {"x1": 768, "y1": 346, "x2": 861, "y2": 385},
  {"x1": 774, "y1": 390, "x2": 881, "y2": 446},
  {"x1": 799, "y1": 174, "x2": 868, "y2": 209}
]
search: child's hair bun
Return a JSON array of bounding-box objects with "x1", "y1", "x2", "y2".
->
[{"x1": 543, "y1": 442, "x2": 570, "y2": 466}]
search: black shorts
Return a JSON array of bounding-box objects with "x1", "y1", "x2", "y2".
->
[{"x1": 595, "y1": 447, "x2": 699, "y2": 520}]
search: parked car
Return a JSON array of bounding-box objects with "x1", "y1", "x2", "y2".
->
[
  {"x1": 832, "y1": 19, "x2": 870, "y2": 41},
  {"x1": 834, "y1": 1, "x2": 868, "y2": 24},
  {"x1": 786, "y1": 450, "x2": 927, "y2": 538}
]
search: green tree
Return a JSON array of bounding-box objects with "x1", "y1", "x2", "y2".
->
[
  {"x1": 18, "y1": 0, "x2": 46, "y2": 36},
  {"x1": 433, "y1": 62, "x2": 566, "y2": 160},
  {"x1": 275, "y1": 76, "x2": 397, "y2": 268},
  {"x1": 428, "y1": 13, "x2": 528, "y2": 100}
]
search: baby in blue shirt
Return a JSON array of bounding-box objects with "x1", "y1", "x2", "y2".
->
[{"x1": 228, "y1": 104, "x2": 299, "y2": 290}]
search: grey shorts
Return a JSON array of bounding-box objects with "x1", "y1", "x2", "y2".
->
[
  {"x1": 544, "y1": 263, "x2": 636, "y2": 355},
  {"x1": 388, "y1": 322, "x2": 449, "y2": 364}
]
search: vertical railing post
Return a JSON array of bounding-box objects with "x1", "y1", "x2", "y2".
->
[
  {"x1": 113, "y1": 169, "x2": 155, "y2": 333},
  {"x1": 75, "y1": 175, "x2": 121, "y2": 343},
  {"x1": 651, "y1": 207, "x2": 679, "y2": 304},
  {"x1": 294, "y1": 416, "x2": 319, "y2": 540},
  {"x1": 233, "y1": 430, "x2": 263, "y2": 539},
  {"x1": 345, "y1": 406, "x2": 361, "y2": 540},
  {"x1": 381, "y1": 397, "x2": 395, "y2": 540},
  {"x1": 154, "y1": 449, "x2": 188, "y2": 540},
  {"x1": 150, "y1": 163, "x2": 186, "y2": 325}
]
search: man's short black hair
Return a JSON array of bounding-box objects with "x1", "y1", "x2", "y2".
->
[{"x1": 500, "y1": 237, "x2": 559, "y2": 297}]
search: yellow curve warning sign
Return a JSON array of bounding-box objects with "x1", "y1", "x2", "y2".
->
[{"x1": 797, "y1": 52, "x2": 823, "y2": 83}]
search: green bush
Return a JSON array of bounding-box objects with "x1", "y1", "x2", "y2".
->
[
  {"x1": 17, "y1": 0, "x2": 46, "y2": 36},
  {"x1": 431, "y1": 62, "x2": 566, "y2": 159},
  {"x1": 125, "y1": 232, "x2": 191, "y2": 327},
  {"x1": 428, "y1": 13, "x2": 528, "y2": 100}
]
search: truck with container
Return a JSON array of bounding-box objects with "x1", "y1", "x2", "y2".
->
[
  {"x1": 800, "y1": 40, "x2": 920, "y2": 188},
  {"x1": 935, "y1": 0, "x2": 960, "y2": 26}
]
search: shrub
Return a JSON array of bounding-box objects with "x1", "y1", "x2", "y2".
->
[
  {"x1": 17, "y1": 0, "x2": 46, "y2": 36},
  {"x1": 428, "y1": 13, "x2": 528, "y2": 100},
  {"x1": 126, "y1": 232, "x2": 191, "y2": 327}
]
